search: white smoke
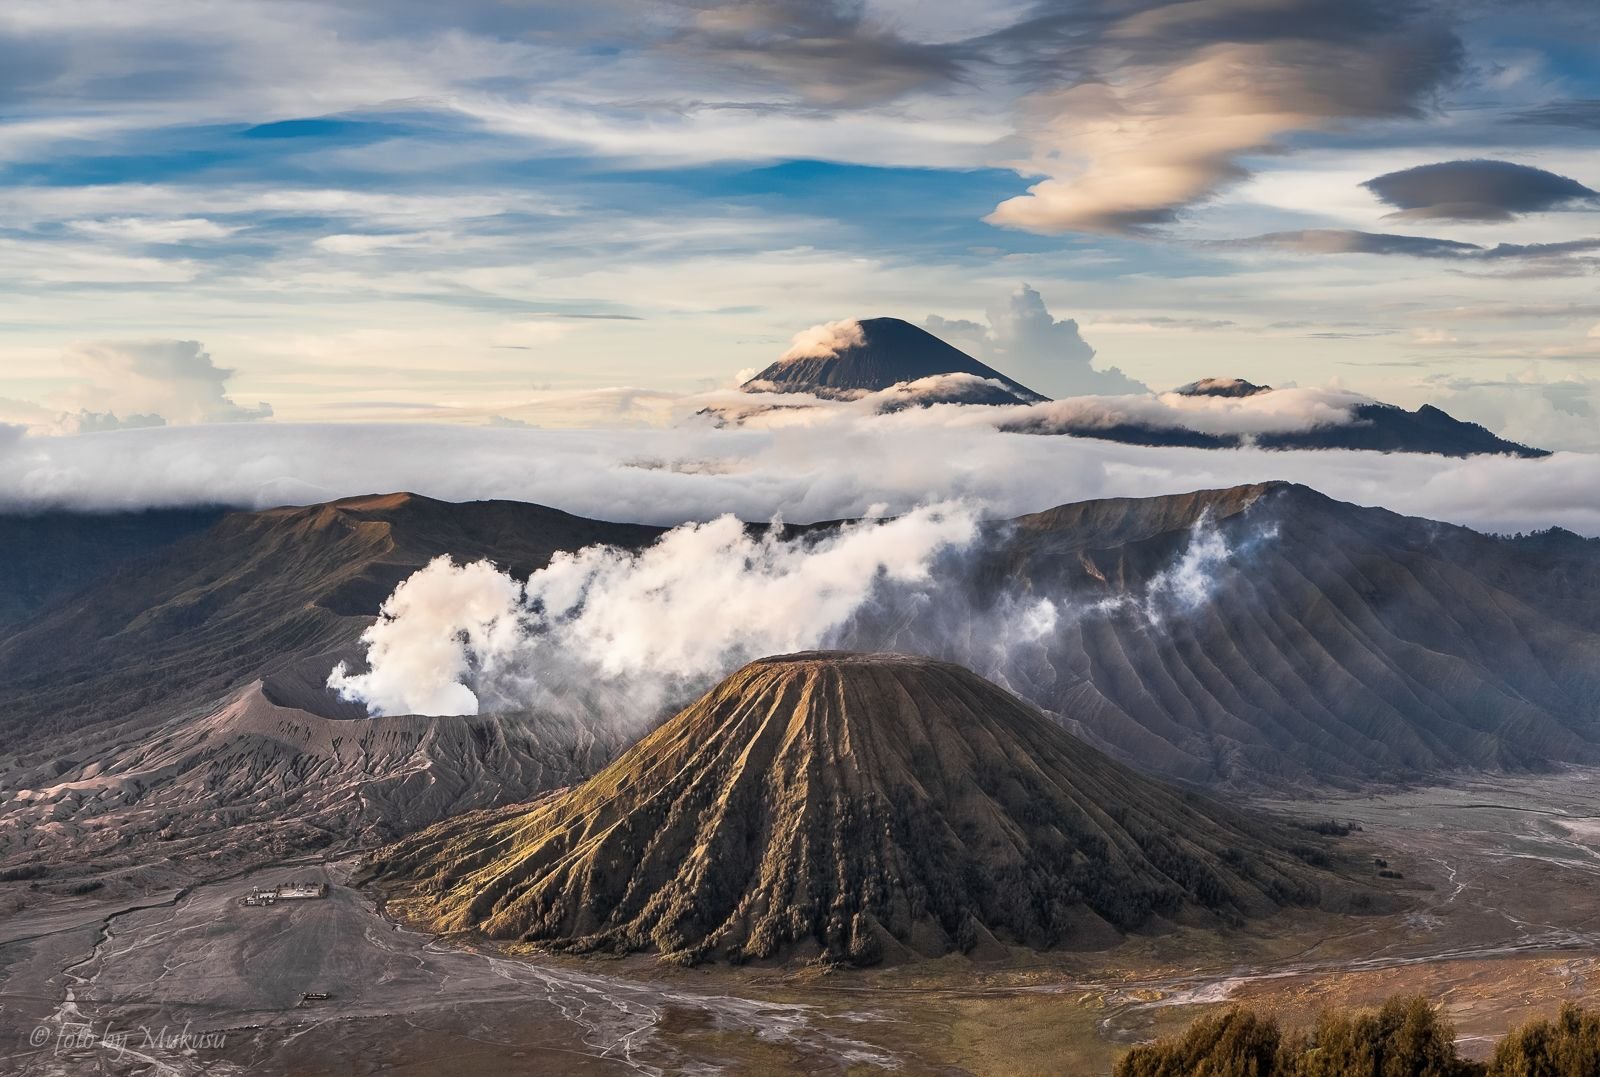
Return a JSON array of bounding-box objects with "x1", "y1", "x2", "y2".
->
[
  {"x1": 327, "y1": 559, "x2": 526, "y2": 717},
  {"x1": 777, "y1": 318, "x2": 864, "y2": 362},
  {"x1": 328, "y1": 496, "x2": 1277, "y2": 722},
  {"x1": 329, "y1": 503, "x2": 981, "y2": 717}
]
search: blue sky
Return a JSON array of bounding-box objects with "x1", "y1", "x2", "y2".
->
[{"x1": 2, "y1": 0, "x2": 1599, "y2": 448}]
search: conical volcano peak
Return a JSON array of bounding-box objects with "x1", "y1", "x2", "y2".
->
[
  {"x1": 370, "y1": 652, "x2": 1361, "y2": 967},
  {"x1": 743, "y1": 317, "x2": 1048, "y2": 405},
  {"x1": 1173, "y1": 377, "x2": 1272, "y2": 398}
]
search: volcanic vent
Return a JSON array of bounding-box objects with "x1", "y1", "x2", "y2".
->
[{"x1": 368, "y1": 653, "x2": 1360, "y2": 966}]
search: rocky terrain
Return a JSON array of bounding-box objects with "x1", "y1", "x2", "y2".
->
[
  {"x1": 368, "y1": 653, "x2": 1369, "y2": 966},
  {"x1": 0, "y1": 680, "x2": 630, "y2": 889}
]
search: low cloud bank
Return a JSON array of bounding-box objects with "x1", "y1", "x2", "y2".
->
[
  {"x1": 1, "y1": 410, "x2": 1598, "y2": 537},
  {"x1": 707, "y1": 380, "x2": 1373, "y2": 435}
]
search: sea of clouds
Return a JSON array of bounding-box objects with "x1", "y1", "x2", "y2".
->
[{"x1": 3, "y1": 403, "x2": 1597, "y2": 537}]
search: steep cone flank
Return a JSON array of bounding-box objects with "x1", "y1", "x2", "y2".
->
[
  {"x1": 369, "y1": 653, "x2": 1353, "y2": 966},
  {"x1": 742, "y1": 317, "x2": 1048, "y2": 404}
]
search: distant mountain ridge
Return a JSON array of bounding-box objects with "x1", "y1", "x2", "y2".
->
[{"x1": 733, "y1": 317, "x2": 1543, "y2": 455}]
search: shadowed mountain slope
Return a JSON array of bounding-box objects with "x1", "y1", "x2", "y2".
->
[
  {"x1": 741, "y1": 317, "x2": 1047, "y2": 404},
  {"x1": 858, "y1": 483, "x2": 1600, "y2": 790},
  {"x1": 1257, "y1": 401, "x2": 1547, "y2": 457},
  {"x1": 0, "y1": 493, "x2": 663, "y2": 748},
  {"x1": 369, "y1": 653, "x2": 1365, "y2": 967},
  {"x1": 0, "y1": 506, "x2": 226, "y2": 630}
]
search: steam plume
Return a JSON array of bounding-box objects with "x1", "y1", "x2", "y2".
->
[
  {"x1": 330, "y1": 503, "x2": 981, "y2": 717},
  {"x1": 330, "y1": 501, "x2": 1264, "y2": 722}
]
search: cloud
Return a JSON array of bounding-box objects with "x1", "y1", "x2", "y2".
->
[
  {"x1": 1426, "y1": 371, "x2": 1600, "y2": 453},
  {"x1": 330, "y1": 503, "x2": 981, "y2": 717},
  {"x1": 1361, "y1": 158, "x2": 1599, "y2": 222},
  {"x1": 1222, "y1": 229, "x2": 1484, "y2": 257},
  {"x1": 3, "y1": 412, "x2": 1600, "y2": 536},
  {"x1": 65, "y1": 217, "x2": 239, "y2": 243},
  {"x1": 53, "y1": 410, "x2": 168, "y2": 435},
  {"x1": 60, "y1": 340, "x2": 272, "y2": 427},
  {"x1": 995, "y1": 385, "x2": 1372, "y2": 439},
  {"x1": 678, "y1": 0, "x2": 972, "y2": 107},
  {"x1": 925, "y1": 284, "x2": 1146, "y2": 396},
  {"x1": 1511, "y1": 99, "x2": 1600, "y2": 130},
  {"x1": 984, "y1": 0, "x2": 1464, "y2": 234},
  {"x1": 1223, "y1": 229, "x2": 1600, "y2": 271},
  {"x1": 776, "y1": 317, "x2": 864, "y2": 362}
]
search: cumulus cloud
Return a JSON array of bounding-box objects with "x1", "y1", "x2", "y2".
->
[
  {"x1": 329, "y1": 503, "x2": 981, "y2": 717},
  {"x1": 1427, "y1": 371, "x2": 1600, "y2": 453},
  {"x1": 1361, "y1": 159, "x2": 1599, "y2": 222},
  {"x1": 925, "y1": 284, "x2": 1146, "y2": 396},
  {"x1": 60, "y1": 340, "x2": 272, "y2": 427},
  {"x1": 2, "y1": 411, "x2": 1599, "y2": 535},
  {"x1": 776, "y1": 317, "x2": 865, "y2": 362},
  {"x1": 984, "y1": 0, "x2": 1464, "y2": 234}
]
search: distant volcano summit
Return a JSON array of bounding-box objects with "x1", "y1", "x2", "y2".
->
[
  {"x1": 367, "y1": 652, "x2": 1358, "y2": 966},
  {"x1": 741, "y1": 317, "x2": 1048, "y2": 405}
]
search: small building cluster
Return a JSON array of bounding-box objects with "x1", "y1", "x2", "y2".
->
[{"x1": 241, "y1": 880, "x2": 329, "y2": 906}]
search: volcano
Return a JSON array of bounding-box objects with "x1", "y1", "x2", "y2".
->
[
  {"x1": 1018, "y1": 376, "x2": 1548, "y2": 456},
  {"x1": 741, "y1": 317, "x2": 1048, "y2": 405},
  {"x1": 368, "y1": 653, "x2": 1358, "y2": 966}
]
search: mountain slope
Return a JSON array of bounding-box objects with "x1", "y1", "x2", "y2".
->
[
  {"x1": 852, "y1": 483, "x2": 1600, "y2": 789},
  {"x1": 742, "y1": 317, "x2": 1047, "y2": 404},
  {"x1": 369, "y1": 653, "x2": 1362, "y2": 966},
  {"x1": 0, "y1": 493, "x2": 663, "y2": 748},
  {"x1": 0, "y1": 680, "x2": 630, "y2": 886},
  {"x1": 1006, "y1": 378, "x2": 1547, "y2": 457},
  {"x1": 0, "y1": 506, "x2": 225, "y2": 630}
]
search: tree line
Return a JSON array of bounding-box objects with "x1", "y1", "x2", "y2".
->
[{"x1": 1115, "y1": 995, "x2": 1600, "y2": 1077}]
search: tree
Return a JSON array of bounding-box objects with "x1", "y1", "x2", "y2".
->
[{"x1": 1488, "y1": 1004, "x2": 1600, "y2": 1077}]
